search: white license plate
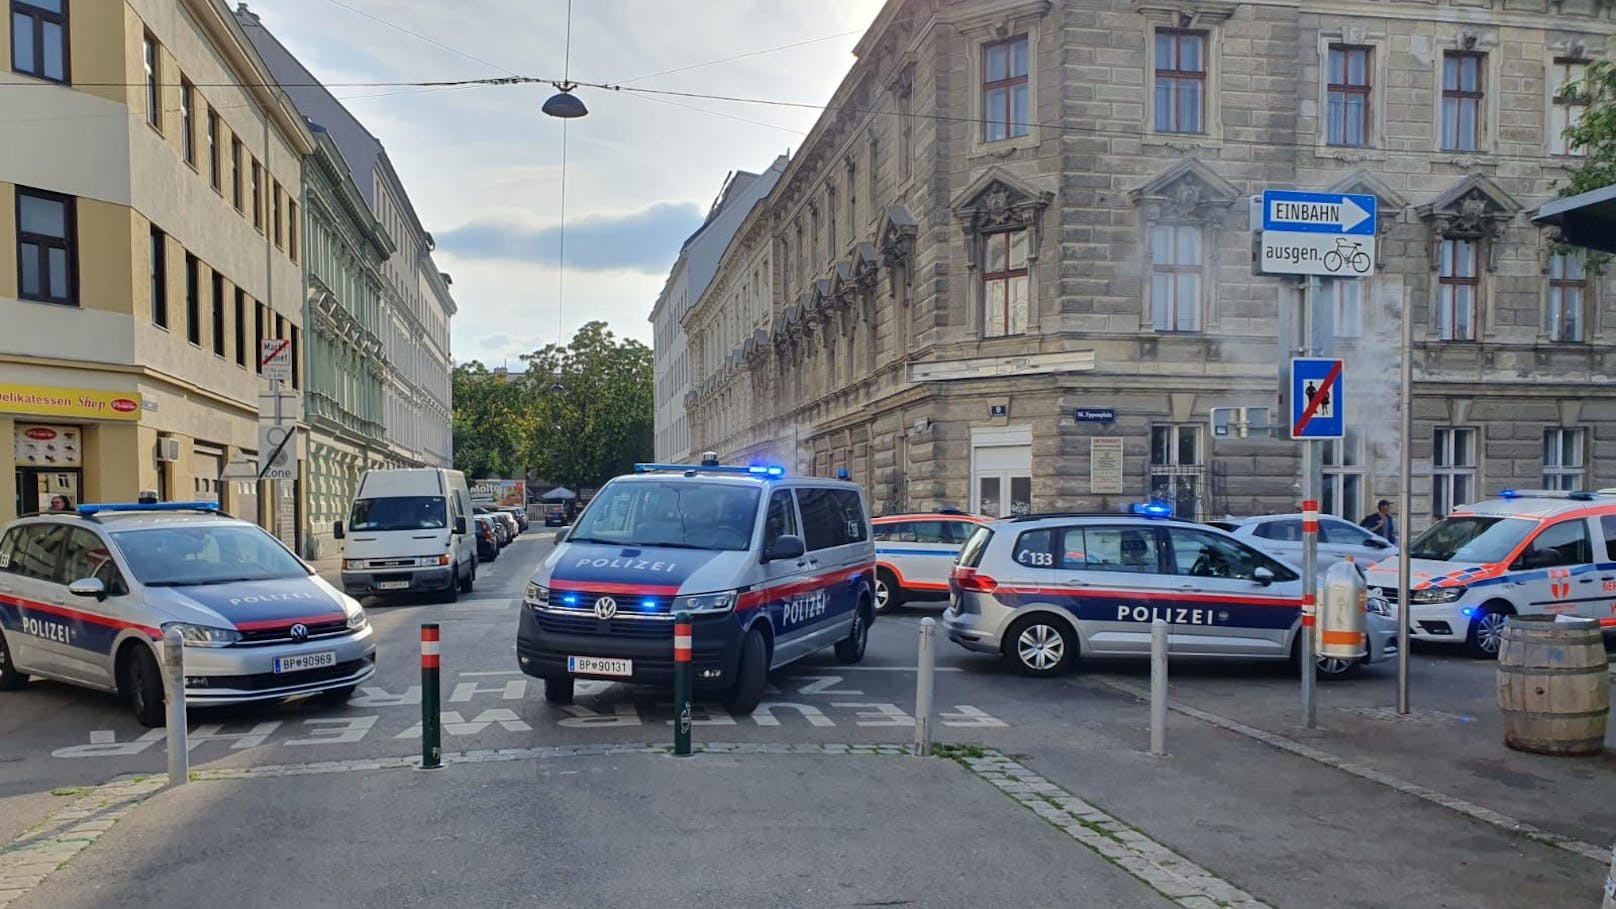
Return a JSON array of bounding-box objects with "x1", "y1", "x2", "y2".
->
[
  {"x1": 376, "y1": 580, "x2": 411, "y2": 590},
  {"x1": 568, "y1": 655, "x2": 632, "y2": 677},
  {"x1": 274, "y1": 651, "x2": 337, "y2": 673}
]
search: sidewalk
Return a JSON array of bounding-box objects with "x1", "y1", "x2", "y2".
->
[{"x1": 5, "y1": 748, "x2": 1182, "y2": 909}]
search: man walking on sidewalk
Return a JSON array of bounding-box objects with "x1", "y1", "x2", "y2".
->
[{"x1": 1361, "y1": 499, "x2": 1397, "y2": 544}]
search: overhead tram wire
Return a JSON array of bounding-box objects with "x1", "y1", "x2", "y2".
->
[
  {"x1": 313, "y1": 0, "x2": 523, "y2": 78},
  {"x1": 617, "y1": 29, "x2": 865, "y2": 85}
]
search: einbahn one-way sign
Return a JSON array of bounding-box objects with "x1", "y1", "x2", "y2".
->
[
  {"x1": 1290, "y1": 357, "x2": 1344, "y2": 440},
  {"x1": 1259, "y1": 190, "x2": 1377, "y2": 278}
]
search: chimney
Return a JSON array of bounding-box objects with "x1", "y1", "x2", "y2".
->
[{"x1": 236, "y1": 3, "x2": 259, "y2": 22}]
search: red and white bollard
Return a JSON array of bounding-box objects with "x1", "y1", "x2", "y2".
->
[
  {"x1": 673, "y1": 612, "x2": 692, "y2": 756},
  {"x1": 421, "y1": 624, "x2": 442, "y2": 770},
  {"x1": 1300, "y1": 499, "x2": 1319, "y2": 729}
]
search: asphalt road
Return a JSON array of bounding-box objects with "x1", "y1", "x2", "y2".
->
[{"x1": 3, "y1": 532, "x2": 1613, "y2": 908}]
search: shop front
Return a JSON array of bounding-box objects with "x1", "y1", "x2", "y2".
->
[{"x1": 1, "y1": 382, "x2": 143, "y2": 521}]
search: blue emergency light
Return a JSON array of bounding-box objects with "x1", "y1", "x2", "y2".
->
[
  {"x1": 77, "y1": 501, "x2": 222, "y2": 516},
  {"x1": 634, "y1": 462, "x2": 785, "y2": 478},
  {"x1": 1130, "y1": 501, "x2": 1174, "y2": 519}
]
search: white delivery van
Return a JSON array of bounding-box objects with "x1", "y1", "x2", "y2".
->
[{"x1": 335, "y1": 468, "x2": 478, "y2": 602}]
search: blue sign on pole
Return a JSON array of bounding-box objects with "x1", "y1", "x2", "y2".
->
[
  {"x1": 1262, "y1": 190, "x2": 1377, "y2": 236},
  {"x1": 1075, "y1": 408, "x2": 1116, "y2": 423},
  {"x1": 1290, "y1": 358, "x2": 1344, "y2": 440}
]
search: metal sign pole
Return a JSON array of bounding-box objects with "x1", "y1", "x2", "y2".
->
[
  {"x1": 1300, "y1": 275, "x2": 1319, "y2": 729},
  {"x1": 1397, "y1": 287, "x2": 1414, "y2": 715}
]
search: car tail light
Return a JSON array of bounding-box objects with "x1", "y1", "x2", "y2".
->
[{"x1": 952, "y1": 567, "x2": 998, "y2": 593}]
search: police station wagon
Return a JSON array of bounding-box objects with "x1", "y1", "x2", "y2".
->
[
  {"x1": 0, "y1": 502, "x2": 375, "y2": 726},
  {"x1": 871, "y1": 511, "x2": 987, "y2": 612},
  {"x1": 518, "y1": 458, "x2": 875, "y2": 713},
  {"x1": 1364, "y1": 489, "x2": 1616, "y2": 657},
  {"x1": 944, "y1": 507, "x2": 1396, "y2": 677}
]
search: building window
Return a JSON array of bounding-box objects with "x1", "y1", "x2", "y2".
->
[
  {"x1": 1441, "y1": 52, "x2": 1484, "y2": 152},
  {"x1": 211, "y1": 271, "x2": 225, "y2": 355},
  {"x1": 1550, "y1": 59, "x2": 1588, "y2": 157},
  {"x1": 1150, "y1": 424, "x2": 1204, "y2": 520},
  {"x1": 1151, "y1": 224, "x2": 1202, "y2": 332},
  {"x1": 846, "y1": 161, "x2": 857, "y2": 234},
  {"x1": 1432, "y1": 427, "x2": 1476, "y2": 518},
  {"x1": 1321, "y1": 431, "x2": 1365, "y2": 520},
  {"x1": 827, "y1": 185, "x2": 837, "y2": 254},
  {"x1": 1330, "y1": 278, "x2": 1363, "y2": 337},
  {"x1": 234, "y1": 290, "x2": 246, "y2": 367},
  {"x1": 982, "y1": 230, "x2": 1029, "y2": 337},
  {"x1": 180, "y1": 78, "x2": 195, "y2": 165},
  {"x1": 149, "y1": 226, "x2": 167, "y2": 328},
  {"x1": 897, "y1": 86, "x2": 913, "y2": 181},
  {"x1": 12, "y1": 0, "x2": 69, "y2": 82},
  {"x1": 291, "y1": 325, "x2": 301, "y2": 390},
  {"x1": 206, "y1": 110, "x2": 220, "y2": 190},
  {"x1": 142, "y1": 32, "x2": 160, "y2": 132},
  {"x1": 250, "y1": 159, "x2": 262, "y2": 230},
  {"x1": 288, "y1": 200, "x2": 298, "y2": 261},
  {"x1": 1154, "y1": 30, "x2": 1205, "y2": 134},
  {"x1": 1326, "y1": 45, "x2": 1371, "y2": 147},
  {"x1": 1437, "y1": 238, "x2": 1477, "y2": 341},
  {"x1": 1547, "y1": 252, "x2": 1586, "y2": 342},
  {"x1": 15, "y1": 188, "x2": 75, "y2": 306},
  {"x1": 231, "y1": 138, "x2": 242, "y2": 211},
  {"x1": 254, "y1": 304, "x2": 265, "y2": 374},
  {"x1": 272, "y1": 182, "x2": 282, "y2": 248},
  {"x1": 184, "y1": 253, "x2": 199, "y2": 345},
  {"x1": 1543, "y1": 428, "x2": 1585, "y2": 491},
  {"x1": 982, "y1": 35, "x2": 1029, "y2": 142}
]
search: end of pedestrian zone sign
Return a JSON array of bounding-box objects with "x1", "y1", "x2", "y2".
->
[{"x1": 1290, "y1": 357, "x2": 1345, "y2": 440}]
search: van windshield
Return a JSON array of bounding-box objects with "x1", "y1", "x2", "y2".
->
[
  {"x1": 567, "y1": 482, "x2": 759, "y2": 551},
  {"x1": 350, "y1": 496, "x2": 447, "y2": 532},
  {"x1": 1407, "y1": 515, "x2": 1535, "y2": 564}
]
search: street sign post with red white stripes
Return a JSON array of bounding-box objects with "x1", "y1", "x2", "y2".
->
[
  {"x1": 421, "y1": 624, "x2": 442, "y2": 770},
  {"x1": 673, "y1": 612, "x2": 692, "y2": 757},
  {"x1": 1301, "y1": 501, "x2": 1319, "y2": 728}
]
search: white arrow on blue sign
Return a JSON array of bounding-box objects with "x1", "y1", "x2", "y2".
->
[{"x1": 1263, "y1": 190, "x2": 1376, "y2": 236}]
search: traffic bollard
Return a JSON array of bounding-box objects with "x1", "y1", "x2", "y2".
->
[
  {"x1": 1300, "y1": 499, "x2": 1319, "y2": 729},
  {"x1": 673, "y1": 611, "x2": 692, "y2": 757},
  {"x1": 1602, "y1": 841, "x2": 1615, "y2": 909},
  {"x1": 420, "y1": 624, "x2": 442, "y2": 770},
  {"x1": 161, "y1": 627, "x2": 188, "y2": 787},
  {"x1": 1149, "y1": 618, "x2": 1167, "y2": 757},
  {"x1": 914, "y1": 618, "x2": 935, "y2": 756}
]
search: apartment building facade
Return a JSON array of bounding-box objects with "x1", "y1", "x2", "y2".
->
[
  {"x1": 652, "y1": 156, "x2": 788, "y2": 463},
  {"x1": 2, "y1": 0, "x2": 312, "y2": 533},
  {"x1": 685, "y1": 0, "x2": 1616, "y2": 527}
]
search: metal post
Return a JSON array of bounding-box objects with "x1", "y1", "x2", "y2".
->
[
  {"x1": 420, "y1": 624, "x2": 441, "y2": 769},
  {"x1": 1300, "y1": 274, "x2": 1320, "y2": 730},
  {"x1": 1601, "y1": 841, "x2": 1615, "y2": 909},
  {"x1": 1149, "y1": 618, "x2": 1167, "y2": 756},
  {"x1": 1397, "y1": 286, "x2": 1414, "y2": 716},
  {"x1": 914, "y1": 618, "x2": 936, "y2": 756},
  {"x1": 161, "y1": 627, "x2": 188, "y2": 787},
  {"x1": 673, "y1": 611, "x2": 692, "y2": 757}
]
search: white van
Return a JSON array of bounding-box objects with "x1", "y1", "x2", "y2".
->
[{"x1": 335, "y1": 468, "x2": 477, "y2": 601}]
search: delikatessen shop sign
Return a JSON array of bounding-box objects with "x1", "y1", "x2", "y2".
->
[{"x1": 0, "y1": 383, "x2": 143, "y2": 422}]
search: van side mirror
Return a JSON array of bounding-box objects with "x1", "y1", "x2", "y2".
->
[
  {"x1": 454, "y1": 516, "x2": 468, "y2": 535},
  {"x1": 333, "y1": 521, "x2": 344, "y2": 540},
  {"x1": 68, "y1": 578, "x2": 107, "y2": 601},
  {"x1": 766, "y1": 535, "x2": 806, "y2": 562},
  {"x1": 1253, "y1": 566, "x2": 1275, "y2": 587}
]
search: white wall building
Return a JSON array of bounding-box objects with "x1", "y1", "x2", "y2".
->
[{"x1": 651, "y1": 155, "x2": 786, "y2": 462}]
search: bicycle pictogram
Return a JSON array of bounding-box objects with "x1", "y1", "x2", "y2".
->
[{"x1": 1322, "y1": 237, "x2": 1372, "y2": 275}]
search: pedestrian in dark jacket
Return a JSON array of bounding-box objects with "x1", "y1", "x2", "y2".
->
[{"x1": 1361, "y1": 499, "x2": 1396, "y2": 544}]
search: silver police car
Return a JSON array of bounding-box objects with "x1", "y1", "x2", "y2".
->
[
  {"x1": 0, "y1": 502, "x2": 376, "y2": 725},
  {"x1": 943, "y1": 509, "x2": 1396, "y2": 678}
]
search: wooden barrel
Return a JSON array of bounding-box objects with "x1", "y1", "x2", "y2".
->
[{"x1": 1496, "y1": 616, "x2": 1610, "y2": 756}]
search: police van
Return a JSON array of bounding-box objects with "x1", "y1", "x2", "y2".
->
[
  {"x1": 1364, "y1": 489, "x2": 1616, "y2": 657},
  {"x1": 517, "y1": 457, "x2": 875, "y2": 713}
]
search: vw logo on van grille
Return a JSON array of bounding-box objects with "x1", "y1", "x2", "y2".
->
[
  {"x1": 593, "y1": 597, "x2": 618, "y2": 620},
  {"x1": 289, "y1": 623, "x2": 309, "y2": 642}
]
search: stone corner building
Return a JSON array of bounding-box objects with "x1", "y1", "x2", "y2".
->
[{"x1": 681, "y1": 0, "x2": 1616, "y2": 529}]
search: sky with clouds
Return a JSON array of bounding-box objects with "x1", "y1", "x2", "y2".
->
[{"x1": 249, "y1": 0, "x2": 886, "y2": 368}]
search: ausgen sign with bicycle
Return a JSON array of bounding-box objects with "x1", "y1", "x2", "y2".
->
[{"x1": 1257, "y1": 189, "x2": 1379, "y2": 278}]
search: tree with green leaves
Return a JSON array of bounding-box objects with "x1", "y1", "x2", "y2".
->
[
  {"x1": 1560, "y1": 58, "x2": 1616, "y2": 197},
  {"x1": 450, "y1": 361, "x2": 527, "y2": 479}
]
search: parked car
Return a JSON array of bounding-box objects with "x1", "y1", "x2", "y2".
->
[
  {"x1": 503, "y1": 507, "x2": 529, "y2": 532},
  {"x1": 1221, "y1": 513, "x2": 1396, "y2": 574},
  {"x1": 336, "y1": 467, "x2": 477, "y2": 602},
  {"x1": 871, "y1": 511, "x2": 989, "y2": 613},
  {"x1": 543, "y1": 505, "x2": 568, "y2": 527},
  {"x1": 943, "y1": 508, "x2": 1396, "y2": 679},
  {"x1": 473, "y1": 515, "x2": 499, "y2": 562},
  {"x1": 476, "y1": 508, "x2": 512, "y2": 546}
]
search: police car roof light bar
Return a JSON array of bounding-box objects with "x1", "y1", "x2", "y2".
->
[
  {"x1": 632, "y1": 463, "x2": 786, "y2": 478},
  {"x1": 76, "y1": 501, "x2": 224, "y2": 516},
  {"x1": 1496, "y1": 489, "x2": 1595, "y2": 502},
  {"x1": 1131, "y1": 501, "x2": 1174, "y2": 519}
]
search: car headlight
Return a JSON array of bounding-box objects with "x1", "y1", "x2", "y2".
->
[
  {"x1": 672, "y1": 590, "x2": 736, "y2": 615},
  {"x1": 342, "y1": 558, "x2": 362, "y2": 570},
  {"x1": 421, "y1": 554, "x2": 451, "y2": 567},
  {"x1": 525, "y1": 581, "x2": 549, "y2": 607},
  {"x1": 162, "y1": 622, "x2": 242, "y2": 648},
  {"x1": 1365, "y1": 595, "x2": 1392, "y2": 617},
  {"x1": 346, "y1": 609, "x2": 369, "y2": 631},
  {"x1": 1411, "y1": 586, "x2": 1466, "y2": 605}
]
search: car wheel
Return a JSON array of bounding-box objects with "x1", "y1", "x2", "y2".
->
[
  {"x1": 873, "y1": 569, "x2": 903, "y2": 614},
  {"x1": 460, "y1": 561, "x2": 475, "y2": 594},
  {"x1": 122, "y1": 644, "x2": 167, "y2": 728},
  {"x1": 0, "y1": 630, "x2": 29, "y2": 691},
  {"x1": 835, "y1": 600, "x2": 871, "y2": 664},
  {"x1": 722, "y1": 628, "x2": 768, "y2": 715},
  {"x1": 1004, "y1": 614, "x2": 1075, "y2": 677},
  {"x1": 543, "y1": 676, "x2": 574, "y2": 705},
  {"x1": 1466, "y1": 605, "x2": 1512, "y2": 659},
  {"x1": 1315, "y1": 654, "x2": 1363, "y2": 680},
  {"x1": 320, "y1": 684, "x2": 358, "y2": 703}
]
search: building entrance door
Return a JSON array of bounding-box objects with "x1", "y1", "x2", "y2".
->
[{"x1": 971, "y1": 426, "x2": 1033, "y2": 518}]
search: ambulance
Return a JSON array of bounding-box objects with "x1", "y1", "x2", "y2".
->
[{"x1": 1363, "y1": 490, "x2": 1616, "y2": 657}]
